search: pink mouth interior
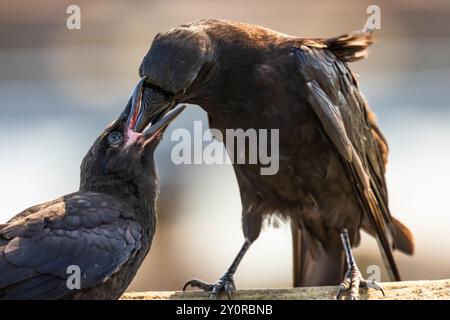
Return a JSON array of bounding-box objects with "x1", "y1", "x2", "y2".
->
[
  {"x1": 128, "y1": 103, "x2": 140, "y2": 131},
  {"x1": 126, "y1": 129, "x2": 142, "y2": 144},
  {"x1": 126, "y1": 91, "x2": 144, "y2": 143}
]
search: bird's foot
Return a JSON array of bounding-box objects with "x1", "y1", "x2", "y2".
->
[
  {"x1": 183, "y1": 272, "x2": 236, "y2": 300},
  {"x1": 336, "y1": 267, "x2": 385, "y2": 300}
]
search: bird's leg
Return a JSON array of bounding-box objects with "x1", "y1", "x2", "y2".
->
[
  {"x1": 183, "y1": 239, "x2": 252, "y2": 300},
  {"x1": 336, "y1": 229, "x2": 385, "y2": 300}
]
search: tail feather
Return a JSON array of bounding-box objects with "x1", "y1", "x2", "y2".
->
[
  {"x1": 324, "y1": 29, "x2": 374, "y2": 63},
  {"x1": 292, "y1": 225, "x2": 345, "y2": 287},
  {"x1": 365, "y1": 188, "x2": 402, "y2": 281},
  {"x1": 391, "y1": 217, "x2": 415, "y2": 255}
]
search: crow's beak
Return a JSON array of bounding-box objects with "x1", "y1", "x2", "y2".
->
[
  {"x1": 124, "y1": 77, "x2": 186, "y2": 144},
  {"x1": 126, "y1": 77, "x2": 146, "y2": 132},
  {"x1": 142, "y1": 105, "x2": 186, "y2": 142},
  {"x1": 125, "y1": 77, "x2": 177, "y2": 134}
]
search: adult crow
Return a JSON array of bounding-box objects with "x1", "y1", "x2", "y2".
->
[
  {"x1": 0, "y1": 79, "x2": 184, "y2": 299},
  {"x1": 136, "y1": 19, "x2": 414, "y2": 299}
]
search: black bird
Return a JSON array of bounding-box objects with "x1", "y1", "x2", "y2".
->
[
  {"x1": 136, "y1": 19, "x2": 414, "y2": 299},
  {"x1": 0, "y1": 79, "x2": 184, "y2": 299}
]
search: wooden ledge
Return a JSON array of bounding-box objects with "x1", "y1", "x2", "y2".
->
[{"x1": 121, "y1": 279, "x2": 450, "y2": 300}]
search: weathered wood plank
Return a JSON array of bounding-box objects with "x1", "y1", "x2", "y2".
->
[{"x1": 121, "y1": 279, "x2": 450, "y2": 300}]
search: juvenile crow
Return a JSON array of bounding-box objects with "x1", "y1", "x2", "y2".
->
[
  {"x1": 136, "y1": 19, "x2": 414, "y2": 299},
  {"x1": 0, "y1": 79, "x2": 184, "y2": 299}
]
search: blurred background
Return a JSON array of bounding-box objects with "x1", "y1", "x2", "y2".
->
[{"x1": 0, "y1": 0, "x2": 449, "y2": 292}]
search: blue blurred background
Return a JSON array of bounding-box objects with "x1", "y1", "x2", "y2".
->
[{"x1": 0, "y1": 0, "x2": 449, "y2": 292}]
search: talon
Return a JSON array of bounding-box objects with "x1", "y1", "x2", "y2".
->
[
  {"x1": 362, "y1": 279, "x2": 386, "y2": 297},
  {"x1": 210, "y1": 292, "x2": 219, "y2": 300},
  {"x1": 336, "y1": 284, "x2": 345, "y2": 300},
  {"x1": 183, "y1": 281, "x2": 192, "y2": 292},
  {"x1": 183, "y1": 279, "x2": 214, "y2": 292},
  {"x1": 182, "y1": 273, "x2": 236, "y2": 300},
  {"x1": 224, "y1": 281, "x2": 235, "y2": 300},
  {"x1": 336, "y1": 281, "x2": 350, "y2": 300}
]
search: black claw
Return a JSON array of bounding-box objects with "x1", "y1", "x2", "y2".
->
[
  {"x1": 182, "y1": 274, "x2": 236, "y2": 300},
  {"x1": 182, "y1": 282, "x2": 191, "y2": 292},
  {"x1": 224, "y1": 283, "x2": 234, "y2": 300},
  {"x1": 183, "y1": 279, "x2": 214, "y2": 292},
  {"x1": 183, "y1": 280, "x2": 194, "y2": 292},
  {"x1": 336, "y1": 287, "x2": 344, "y2": 300}
]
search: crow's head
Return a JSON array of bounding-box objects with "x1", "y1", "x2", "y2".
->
[
  {"x1": 136, "y1": 22, "x2": 218, "y2": 127},
  {"x1": 136, "y1": 20, "x2": 268, "y2": 127},
  {"x1": 80, "y1": 78, "x2": 185, "y2": 196}
]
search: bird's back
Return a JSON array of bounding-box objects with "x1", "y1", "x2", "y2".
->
[{"x1": 0, "y1": 191, "x2": 153, "y2": 300}]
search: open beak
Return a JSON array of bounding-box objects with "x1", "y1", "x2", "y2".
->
[
  {"x1": 142, "y1": 105, "x2": 186, "y2": 141},
  {"x1": 126, "y1": 77, "x2": 146, "y2": 132},
  {"x1": 124, "y1": 77, "x2": 186, "y2": 143},
  {"x1": 125, "y1": 77, "x2": 178, "y2": 134}
]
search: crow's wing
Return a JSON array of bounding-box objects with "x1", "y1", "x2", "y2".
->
[
  {"x1": 0, "y1": 192, "x2": 141, "y2": 299},
  {"x1": 293, "y1": 43, "x2": 401, "y2": 281}
]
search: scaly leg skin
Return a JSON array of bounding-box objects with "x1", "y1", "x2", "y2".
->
[
  {"x1": 183, "y1": 240, "x2": 251, "y2": 300},
  {"x1": 336, "y1": 229, "x2": 386, "y2": 300}
]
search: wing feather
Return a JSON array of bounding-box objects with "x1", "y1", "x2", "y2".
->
[
  {"x1": 293, "y1": 44, "x2": 402, "y2": 280},
  {"x1": 0, "y1": 192, "x2": 141, "y2": 299}
]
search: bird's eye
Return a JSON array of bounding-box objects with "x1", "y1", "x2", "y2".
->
[{"x1": 108, "y1": 131, "x2": 123, "y2": 146}]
